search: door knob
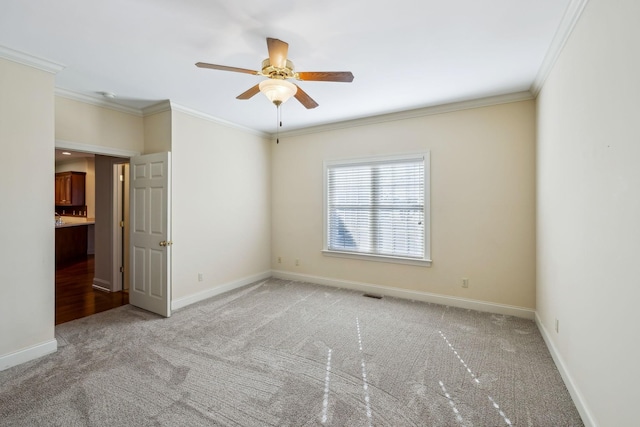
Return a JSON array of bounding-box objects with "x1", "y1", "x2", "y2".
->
[{"x1": 159, "y1": 241, "x2": 173, "y2": 247}]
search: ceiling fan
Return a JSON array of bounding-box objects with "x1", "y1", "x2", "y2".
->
[{"x1": 196, "y1": 37, "x2": 354, "y2": 109}]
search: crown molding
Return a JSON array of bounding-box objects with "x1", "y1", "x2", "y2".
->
[
  {"x1": 169, "y1": 102, "x2": 270, "y2": 138},
  {"x1": 530, "y1": 0, "x2": 590, "y2": 96},
  {"x1": 0, "y1": 45, "x2": 65, "y2": 74},
  {"x1": 57, "y1": 88, "x2": 532, "y2": 140},
  {"x1": 55, "y1": 88, "x2": 144, "y2": 116},
  {"x1": 54, "y1": 89, "x2": 268, "y2": 137},
  {"x1": 277, "y1": 91, "x2": 534, "y2": 139},
  {"x1": 54, "y1": 90, "x2": 531, "y2": 140}
]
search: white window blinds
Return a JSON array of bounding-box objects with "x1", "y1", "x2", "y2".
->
[{"x1": 326, "y1": 155, "x2": 426, "y2": 260}]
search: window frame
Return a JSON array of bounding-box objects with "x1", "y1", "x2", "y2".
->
[{"x1": 322, "y1": 152, "x2": 431, "y2": 267}]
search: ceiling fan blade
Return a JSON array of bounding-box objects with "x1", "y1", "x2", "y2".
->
[
  {"x1": 236, "y1": 84, "x2": 261, "y2": 100},
  {"x1": 267, "y1": 38, "x2": 289, "y2": 69},
  {"x1": 293, "y1": 84, "x2": 319, "y2": 109},
  {"x1": 297, "y1": 71, "x2": 354, "y2": 82},
  {"x1": 195, "y1": 62, "x2": 258, "y2": 75}
]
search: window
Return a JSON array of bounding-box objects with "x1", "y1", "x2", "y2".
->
[{"x1": 323, "y1": 153, "x2": 430, "y2": 265}]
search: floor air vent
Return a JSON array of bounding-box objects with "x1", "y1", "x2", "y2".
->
[{"x1": 363, "y1": 293, "x2": 383, "y2": 299}]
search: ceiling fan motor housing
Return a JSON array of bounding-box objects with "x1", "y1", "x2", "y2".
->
[{"x1": 261, "y1": 59, "x2": 297, "y2": 80}]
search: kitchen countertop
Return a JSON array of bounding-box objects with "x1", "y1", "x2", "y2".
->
[{"x1": 55, "y1": 217, "x2": 95, "y2": 228}]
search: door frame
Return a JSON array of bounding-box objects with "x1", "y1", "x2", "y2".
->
[
  {"x1": 56, "y1": 140, "x2": 139, "y2": 160},
  {"x1": 112, "y1": 162, "x2": 129, "y2": 292},
  {"x1": 55, "y1": 140, "x2": 139, "y2": 293}
]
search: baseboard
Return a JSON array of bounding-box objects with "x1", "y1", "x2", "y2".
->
[
  {"x1": 0, "y1": 339, "x2": 58, "y2": 372},
  {"x1": 272, "y1": 270, "x2": 535, "y2": 320},
  {"x1": 171, "y1": 271, "x2": 272, "y2": 311},
  {"x1": 535, "y1": 314, "x2": 597, "y2": 427},
  {"x1": 92, "y1": 278, "x2": 111, "y2": 292}
]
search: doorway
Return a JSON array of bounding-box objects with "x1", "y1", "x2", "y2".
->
[{"x1": 54, "y1": 149, "x2": 132, "y2": 324}]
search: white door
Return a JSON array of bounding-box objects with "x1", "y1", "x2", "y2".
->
[{"x1": 129, "y1": 152, "x2": 172, "y2": 317}]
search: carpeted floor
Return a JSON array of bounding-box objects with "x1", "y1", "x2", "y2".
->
[{"x1": 0, "y1": 278, "x2": 583, "y2": 426}]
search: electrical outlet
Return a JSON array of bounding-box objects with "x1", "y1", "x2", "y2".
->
[
  {"x1": 278, "y1": 256, "x2": 282, "y2": 264},
  {"x1": 555, "y1": 319, "x2": 560, "y2": 333},
  {"x1": 462, "y1": 278, "x2": 469, "y2": 288},
  {"x1": 295, "y1": 258, "x2": 300, "y2": 266},
  {"x1": 198, "y1": 273, "x2": 203, "y2": 282}
]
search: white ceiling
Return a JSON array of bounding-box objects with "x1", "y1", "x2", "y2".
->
[
  {"x1": 55, "y1": 149, "x2": 94, "y2": 162},
  {"x1": 1, "y1": 0, "x2": 571, "y2": 134}
]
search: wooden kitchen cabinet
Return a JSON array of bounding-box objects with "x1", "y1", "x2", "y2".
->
[
  {"x1": 55, "y1": 225, "x2": 88, "y2": 266},
  {"x1": 55, "y1": 171, "x2": 86, "y2": 206}
]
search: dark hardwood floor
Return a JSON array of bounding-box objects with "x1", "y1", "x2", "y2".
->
[{"x1": 55, "y1": 255, "x2": 128, "y2": 325}]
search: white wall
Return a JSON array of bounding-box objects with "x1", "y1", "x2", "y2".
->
[
  {"x1": 170, "y1": 110, "x2": 272, "y2": 304},
  {"x1": 536, "y1": 0, "x2": 640, "y2": 425},
  {"x1": 0, "y1": 58, "x2": 57, "y2": 367},
  {"x1": 273, "y1": 100, "x2": 536, "y2": 311}
]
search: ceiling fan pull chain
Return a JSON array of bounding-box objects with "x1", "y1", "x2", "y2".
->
[{"x1": 276, "y1": 105, "x2": 281, "y2": 144}]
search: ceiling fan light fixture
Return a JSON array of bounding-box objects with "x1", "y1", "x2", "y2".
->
[
  {"x1": 196, "y1": 37, "x2": 351, "y2": 110},
  {"x1": 259, "y1": 79, "x2": 297, "y2": 106}
]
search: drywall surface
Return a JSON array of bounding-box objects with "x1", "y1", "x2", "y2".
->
[
  {"x1": 0, "y1": 58, "x2": 56, "y2": 361},
  {"x1": 272, "y1": 100, "x2": 536, "y2": 309},
  {"x1": 537, "y1": 0, "x2": 640, "y2": 425},
  {"x1": 170, "y1": 110, "x2": 271, "y2": 300},
  {"x1": 55, "y1": 96, "x2": 144, "y2": 154},
  {"x1": 143, "y1": 109, "x2": 172, "y2": 154}
]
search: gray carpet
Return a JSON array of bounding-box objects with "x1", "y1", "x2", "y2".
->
[{"x1": 0, "y1": 278, "x2": 583, "y2": 426}]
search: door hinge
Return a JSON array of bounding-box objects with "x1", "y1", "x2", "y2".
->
[
  {"x1": 119, "y1": 174, "x2": 124, "y2": 182},
  {"x1": 120, "y1": 221, "x2": 124, "y2": 227},
  {"x1": 120, "y1": 266, "x2": 124, "y2": 273}
]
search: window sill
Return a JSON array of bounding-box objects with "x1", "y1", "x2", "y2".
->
[{"x1": 321, "y1": 250, "x2": 432, "y2": 267}]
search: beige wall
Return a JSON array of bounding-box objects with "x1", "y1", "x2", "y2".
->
[
  {"x1": 536, "y1": 0, "x2": 640, "y2": 425},
  {"x1": 0, "y1": 58, "x2": 56, "y2": 363},
  {"x1": 273, "y1": 100, "x2": 536, "y2": 309},
  {"x1": 143, "y1": 109, "x2": 172, "y2": 154},
  {"x1": 170, "y1": 111, "x2": 272, "y2": 301},
  {"x1": 55, "y1": 96, "x2": 144, "y2": 154}
]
